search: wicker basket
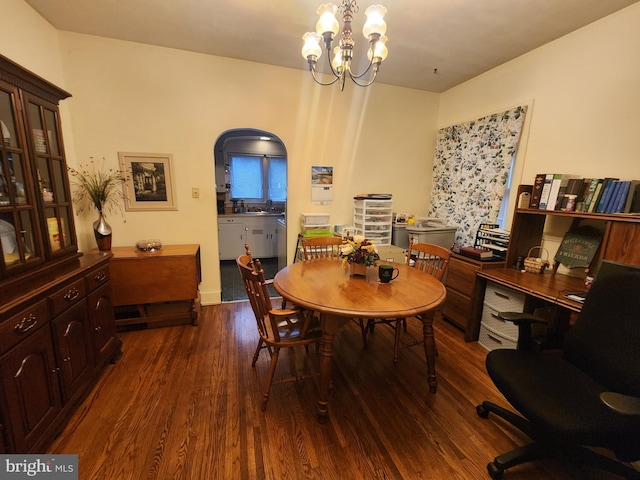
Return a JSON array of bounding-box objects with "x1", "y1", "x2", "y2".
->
[{"x1": 524, "y1": 246, "x2": 549, "y2": 274}]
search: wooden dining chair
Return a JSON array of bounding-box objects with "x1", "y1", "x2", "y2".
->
[
  {"x1": 359, "y1": 235, "x2": 451, "y2": 363},
  {"x1": 299, "y1": 234, "x2": 343, "y2": 260},
  {"x1": 236, "y1": 255, "x2": 321, "y2": 411}
]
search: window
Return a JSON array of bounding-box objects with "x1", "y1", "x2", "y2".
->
[{"x1": 229, "y1": 155, "x2": 286, "y2": 202}]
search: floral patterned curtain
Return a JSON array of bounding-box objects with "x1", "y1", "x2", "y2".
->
[{"x1": 428, "y1": 105, "x2": 527, "y2": 247}]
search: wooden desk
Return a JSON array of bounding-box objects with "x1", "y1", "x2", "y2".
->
[
  {"x1": 470, "y1": 268, "x2": 585, "y2": 341},
  {"x1": 273, "y1": 259, "x2": 446, "y2": 423},
  {"x1": 98, "y1": 244, "x2": 201, "y2": 328}
]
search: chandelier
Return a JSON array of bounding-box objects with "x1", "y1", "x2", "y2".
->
[{"x1": 301, "y1": 1, "x2": 388, "y2": 90}]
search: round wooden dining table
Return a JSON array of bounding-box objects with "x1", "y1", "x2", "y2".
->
[{"x1": 273, "y1": 259, "x2": 447, "y2": 423}]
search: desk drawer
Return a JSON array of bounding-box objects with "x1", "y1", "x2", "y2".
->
[
  {"x1": 484, "y1": 282, "x2": 525, "y2": 312},
  {"x1": 479, "y1": 322, "x2": 517, "y2": 351},
  {"x1": 481, "y1": 304, "x2": 518, "y2": 341},
  {"x1": 446, "y1": 257, "x2": 479, "y2": 294}
]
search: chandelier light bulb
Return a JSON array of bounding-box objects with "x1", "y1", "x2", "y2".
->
[
  {"x1": 331, "y1": 45, "x2": 344, "y2": 73},
  {"x1": 362, "y1": 5, "x2": 387, "y2": 39},
  {"x1": 368, "y1": 35, "x2": 388, "y2": 63},
  {"x1": 316, "y1": 4, "x2": 340, "y2": 36},
  {"x1": 302, "y1": 32, "x2": 323, "y2": 60}
]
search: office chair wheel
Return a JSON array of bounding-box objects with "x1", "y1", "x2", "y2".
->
[
  {"x1": 487, "y1": 462, "x2": 504, "y2": 479},
  {"x1": 476, "y1": 404, "x2": 489, "y2": 418}
]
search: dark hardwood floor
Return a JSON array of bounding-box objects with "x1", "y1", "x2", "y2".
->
[{"x1": 48, "y1": 302, "x2": 624, "y2": 479}]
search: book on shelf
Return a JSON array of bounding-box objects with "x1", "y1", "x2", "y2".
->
[
  {"x1": 560, "y1": 177, "x2": 584, "y2": 211},
  {"x1": 574, "y1": 179, "x2": 592, "y2": 212},
  {"x1": 587, "y1": 180, "x2": 605, "y2": 213},
  {"x1": 546, "y1": 174, "x2": 579, "y2": 210},
  {"x1": 460, "y1": 246, "x2": 493, "y2": 259},
  {"x1": 601, "y1": 180, "x2": 621, "y2": 213},
  {"x1": 623, "y1": 180, "x2": 640, "y2": 213},
  {"x1": 537, "y1": 174, "x2": 555, "y2": 209},
  {"x1": 530, "y1": 173, "x2": 546, "y2": 208},
  {"x1": 582, "y1": 178, "x2": 602, "y2": 213},
  {"x1": 609, "y1": 181, "x2": 630, "y2": 213},
  {"x1": 593, "y1": 177, "x2": 619, "y2": 213}
]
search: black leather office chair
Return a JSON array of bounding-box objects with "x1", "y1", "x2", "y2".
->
[{"x1": 477, "y1": 271, "x2": 640, "y2": 479}]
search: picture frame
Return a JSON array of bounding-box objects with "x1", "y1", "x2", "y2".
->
[{"x1": 118, "y1": 152, "x2": 177, "y2": 211}]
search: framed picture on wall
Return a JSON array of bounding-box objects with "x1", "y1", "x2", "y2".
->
[{"x1": 118, "y1": 152, "x2": 177, "y2": 211}]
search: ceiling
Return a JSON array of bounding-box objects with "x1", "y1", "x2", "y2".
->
[{"x1": 24, "y1": 0, "x2": 639, "y2": 93}]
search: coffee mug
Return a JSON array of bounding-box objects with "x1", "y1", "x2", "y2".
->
[{"x1": 379, "y1": 264, "x2": 399, "y2": 283}]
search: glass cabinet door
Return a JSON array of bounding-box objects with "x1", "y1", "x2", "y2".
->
[
  {"x1": 25, "y1": 93, "x2": 76, "y2": 257},
  {"x1": 0, "y1": 82, "x2": 43, "y2": 277}
]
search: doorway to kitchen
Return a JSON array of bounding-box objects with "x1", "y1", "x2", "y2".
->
[{"x1": 214, "y1": 128, "x2": 287, "y2": 302}]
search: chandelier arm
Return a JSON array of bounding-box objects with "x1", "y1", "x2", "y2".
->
[
  {"x1": 349, "y1": 66, "x2": 380, "y2": 87},
  {"x1": 311, "y1": 68, "x2": 342, "y2": 87},
  {"x1": 349, "y1": 59, "x2": 375, "y2": 80}
]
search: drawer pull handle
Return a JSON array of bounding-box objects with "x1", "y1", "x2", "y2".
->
[
  {"x1": 15, "y1": 314, "x2": 38, "y2": 334},
  {"x1": 490, "y1": 313, "x2": 505, "y2": 322},
  {"x1": 63, "y1": 288, "x2": 80, "y2": 302},
  {"x1": 494, "y1": 291, "x2": 510, "y2": 300},
  {"x1": 487, "y1": 333, "x2": 503, "y2": 344},
  {"x1": 94, "y1": 271, "x2": 107, "y2": 282}
]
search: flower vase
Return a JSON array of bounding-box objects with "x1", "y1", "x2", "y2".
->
[
  {"x1": 349, "y1": 262, "x2": 367, "y2": 276},
  {"x1": 93, "y1": 211, "x2": 112, "y2": 251}
]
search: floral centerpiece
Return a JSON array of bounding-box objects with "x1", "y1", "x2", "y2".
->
[
  {"x1": 340, "y1": 235, "x2": 380, "y2": 275},
  {"x1": 68, "y1": 158, "x2": 128, "y2": 250}
]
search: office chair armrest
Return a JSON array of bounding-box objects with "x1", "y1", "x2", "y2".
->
[
  {"x1": 600, "y1": 392, "x2": 640, "y2": 416},
  {"x1": 498, "y1": 312, "x2": 549, "y2": 351}
]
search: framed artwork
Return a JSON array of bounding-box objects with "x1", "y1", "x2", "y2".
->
[{"x1": 118, "y1": 152, "x2": 177, "y2": 211}]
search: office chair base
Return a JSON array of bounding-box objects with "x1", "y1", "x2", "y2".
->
[{"x1": 477, "y1": 401, "x2": 640, "y2": 479}]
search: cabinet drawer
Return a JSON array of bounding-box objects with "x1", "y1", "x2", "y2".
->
[
  {"x1": 484, "y1": 282, "x2": 525, "y2": 312},
  {"x1": 0, "y1": 300, "x2": 50, "y2": 355},
  {"x1": 442, "y1": 288, "x2": 472, "y2": 330},
  {"x1": 48, "y1": 279, "x2": 86, "y2": 317},
  {"x1": 481, "y1": 304, "x2": 518, "y2": 341},
  {"x1": 446, "y1": 257, "x2": 479, "y2": 294},
  {"x1": 85, "y1": 265, "x2": 110, "y2": 293},
  {"x1": 478, "y1": 322, "x2": 518, "y2": 351}
]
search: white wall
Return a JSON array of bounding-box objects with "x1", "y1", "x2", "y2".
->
[
  {"x1": 8, "y1": 0, "x2": 640, "y2": 301},
  {"x1": 438, "y1": 3, "x2": 640, "y2": 232}
]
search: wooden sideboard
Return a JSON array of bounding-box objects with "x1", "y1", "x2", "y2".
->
[
  {"x1": 93, "y1": 244, "x2": 201, "y2": 328},
  {"x1": 0, "y1": 253, "x2": 121, "y2": 453}
]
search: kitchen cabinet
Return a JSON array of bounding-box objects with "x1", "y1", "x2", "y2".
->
[
  {"x1": 245, "y1": 216, "x2": 278, "y2": 258},
  {"x1": 218, "y1": 215, "x2": 280, "y2": 260},
  {"x1": 218, "y1": 217, "x2": 246, "y2": 260}
]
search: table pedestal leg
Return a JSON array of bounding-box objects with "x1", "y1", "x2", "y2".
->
[
  {"x1": 317, "y1": 314, "x2": 345, "y2": 423},
  {"x1": 421, "y1": 311, "x2": 438, "y2": 393}
]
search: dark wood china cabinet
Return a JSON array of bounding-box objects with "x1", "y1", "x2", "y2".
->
[{"x1": 0, "y1": 54, "x2": 121, "y2": 453}]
